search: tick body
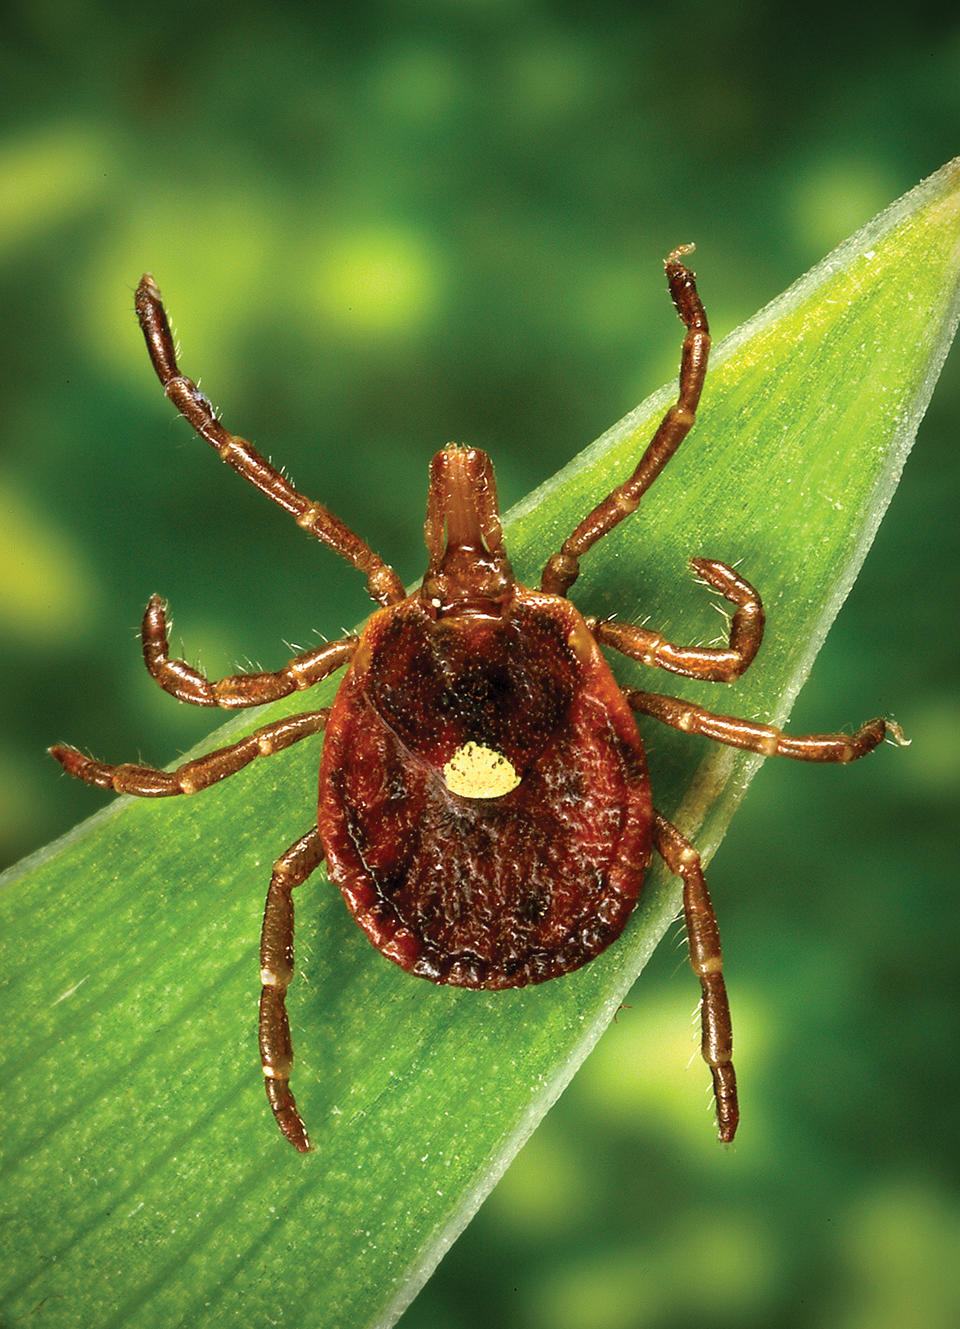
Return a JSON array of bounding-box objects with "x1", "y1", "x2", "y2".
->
[
  {"x1": 321, "y1": 570, "x2": 653, "y2": 989},
  {"x1": 52, "y1": 252, "x2": 904, "y2": 1152}
]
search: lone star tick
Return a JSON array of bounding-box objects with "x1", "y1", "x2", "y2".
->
[{"x1": 51, "y1": 250, "x2": 906, "y2": 1152}]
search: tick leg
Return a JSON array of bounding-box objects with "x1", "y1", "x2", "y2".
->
[
  {"x1": 141, "y1": 595, "x2": 358, "y2": 707},
  {"x1": 259, "y1": 826, "x2": 325, "y2": 1153},
  {"x1": 50, "y1": 710, "x2": 329, "y2": 796},
  {"x1": 542, "y1": 248, "x2": 710, "y2": 597},
  {"x1": 627, "y1": 692, "x2": 908, "y2": 762},
  {"x1": 590, "y1": 558, "x2": 764, "y2": 682},
  {"x1": 135, "y1": 275, "x2": 406, "y2": 608},
  {"x1": 652, "y1": 811, "x2": 738, "y2": 1143}
]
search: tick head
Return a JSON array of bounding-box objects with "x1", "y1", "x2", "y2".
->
[{"x1": 421, "y1": 446, "x2": 515, "y2": 620}]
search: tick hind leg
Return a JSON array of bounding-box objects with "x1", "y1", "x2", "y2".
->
[
  {"x1": 259, "y1": 826, "x2": 326, "y2": 1152},
  {"x1": 652, "y1": 811, "x2": 738, "y2": 1143}
]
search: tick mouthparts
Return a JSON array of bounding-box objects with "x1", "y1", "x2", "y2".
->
[
  {"x1": 426, "y1": 446, "x2": 505, "y2": 560},
  {"x1": 420, "y1": 447, "x2": 516, "y2": 616}
]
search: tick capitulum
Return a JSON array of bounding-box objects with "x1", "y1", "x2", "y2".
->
[{"x1": 52, "y1": 251, "x2": 905, "y2": 1152}]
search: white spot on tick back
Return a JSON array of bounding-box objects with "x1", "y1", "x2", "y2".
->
[{"x1": 442, "y1": 742, "x2": 520, "y2": 798}]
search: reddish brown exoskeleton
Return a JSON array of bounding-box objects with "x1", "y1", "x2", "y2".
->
[{"x1": 52, "y1": 251, "x2": 905, "y2": 1152}]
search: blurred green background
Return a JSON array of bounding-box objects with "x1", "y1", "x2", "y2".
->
[{"x1": 1, "y1": 3, "x2": 958, "y2": 1327}]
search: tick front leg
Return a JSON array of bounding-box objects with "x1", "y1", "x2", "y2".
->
[
  {"x1": 135, "y1": 275, "x2": 405, "y2": 608},
  {"x1": 627, "y1": 691, "x2": 908, "y2": 762},
  {"x1": 591, "y1": 558, "x2": 764, "y2": 682},
  {"x1": 259, "y1": 826, "x2": 325, "y2": 1152},
  {"x1": 141, "y1": 595, "x2": 358, "y2": 707},
  {"x1": 50, "y1": 710, "x2": 329, "y2": 796},
  {"x1": 652, "y1": 811, "x2": 738, "y2": 1144},
  {"x1": 542, "y1": 248, "x2": 710, "y2": 597}
]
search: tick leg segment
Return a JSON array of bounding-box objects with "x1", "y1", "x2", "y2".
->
[
  {"x1": 591, "y1": 558, "x2": 764, "y2": 682},
  {"x1": 652, "y1": 811, "x2": 738, "y2": 1143},
  {"x1": 259, "y1": 826, "x2": 325, "y2": 1152},
  {"x1": 135, "y1": 274, "x2": 406, "y2": 608},
  {"x1": 141, "y1": 595, "x2": 358, "y2": 707},
  {"x1": 627, "y1": 692, "x2": 907, "y2": 761},
  {"x1": 542, "y1": 248, "x2": 710, "y2": 598},
  {"x1": 50, "y1": 710, "x2": 329, "y2": 796}
]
